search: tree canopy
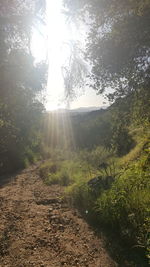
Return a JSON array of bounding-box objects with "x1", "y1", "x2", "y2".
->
[
  {"x1": 0, "y1": 0, "x2": 47, "y2": 173},
  {"x1": 64, "y1": 0, "x2": 150, "y2": 100}
]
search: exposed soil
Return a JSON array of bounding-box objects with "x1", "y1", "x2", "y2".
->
[{"x1": 0, "y1": 164, "x2": 118, "y2": 267}]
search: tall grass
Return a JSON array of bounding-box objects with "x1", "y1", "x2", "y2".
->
[
  {"x1": 39, "y1": 157, "x2": 92, "y2": 187},
  {"x1": 40, "y1": 141, "x2": 150, "y2": 261},
  {"x1": 65, "y1": 142, "x2": 150, "y2": 260}
]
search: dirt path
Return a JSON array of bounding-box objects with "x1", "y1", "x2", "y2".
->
[{"x1": 0, "y1": 164, "x2": 118, "y2": 267}]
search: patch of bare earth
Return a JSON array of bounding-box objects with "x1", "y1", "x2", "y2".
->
[{"x1": 0, "y1": 164, "x2": 118, "y2": 267}]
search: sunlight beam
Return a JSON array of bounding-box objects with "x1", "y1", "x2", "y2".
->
[{"x1": 46, "y1": 0, "x2": 71, "y2": 110}]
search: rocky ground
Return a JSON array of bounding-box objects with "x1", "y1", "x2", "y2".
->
[{"x1": 0, "y1": 164, "x2": 118, "y2": 267}]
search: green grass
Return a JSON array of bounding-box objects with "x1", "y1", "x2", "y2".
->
[
  {"x1": 118, "y1": 137, "x2": 148, "y2": 167},
  {"x1": 96, "y1": 157, "x2": 150, "y2": 255},
  {"x1": 64, "y1": 138, "x2": 150, "y2": 261},
  {"x1": 39, "y1": 158, "x2": 92, "y2": 187},
  {"x1": 40, "y1": 136, "x2": 150, "y2": 262}
]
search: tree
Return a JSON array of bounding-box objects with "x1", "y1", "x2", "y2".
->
[
  {"x1": 0, "y1": 0, "x2": 47, "y2": 173},
  {"x1": 62, "y1": 41, "x2": 87, "y2": 107},
  {"x1": 64, "y1": 0, "x2": 150, "y2": 100}
]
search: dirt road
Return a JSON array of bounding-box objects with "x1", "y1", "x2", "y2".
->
[{"x1": 0, "y1": 164, "x2": 117, "y2": 267}]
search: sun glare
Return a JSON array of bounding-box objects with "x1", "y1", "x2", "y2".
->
[
  {"x1": 45, "y1": 0, "x2": 73, "y2": 110},
  {"x1": 31, "y1": 0, "x2": 107, "y2": 111},
  {"x1": 31, "y1": 0, "x2": 82, "y2": 110}
]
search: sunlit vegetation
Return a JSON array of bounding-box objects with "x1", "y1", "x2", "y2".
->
[
  {"x1": 63, "y1": 0, "x2": 150, "y2": 101},
  {"x1": 39, "y1": 154, "x2": 94, "y2": 186},
  {"x1": 40, "y1": 86, "x2": 150, "y2": 264},
  {"x1": 0, "y1": 0, "x2": 149, "y2": 265},
  {"x1": 40, "y1": 120, "x2": 150, "y2": 263}
]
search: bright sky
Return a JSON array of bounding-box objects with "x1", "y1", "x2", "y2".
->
[{"x1": 31, "y1": 0, "x2": 107, "y2": 110}]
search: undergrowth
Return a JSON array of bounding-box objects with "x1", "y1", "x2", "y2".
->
[
  {"x1": 65, "y1": 139, "x2": 150, "y2": 262},
  {"x1": 39, "y1": 157, "x2": 92, "y2": 186},
  {"x1": 40, "y1": 137, "x2": 150, "y2": 263}
]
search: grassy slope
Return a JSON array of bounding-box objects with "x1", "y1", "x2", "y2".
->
[
  {"x1": 40, "y1": 126, "x2": 150, "y2": 265},
  {"x1": 40, "y1": 91, "x2": 150, "y2": 264}
]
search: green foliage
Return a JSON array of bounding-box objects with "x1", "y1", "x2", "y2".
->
[
  {"x1": 42, "y1": 87, "x2": 149, "y2": 160},
  {"x1": 65, "y1": 139, "x2": 150, "y2": 260},
  {"x1": 62, "y1": 42, "x2": 87, "y2": 102},
  {"x1": 79, "y1": 146, "x2": 111, "y2": 166},
  {"x1": 66, "y1": 181, "x2": 92, "y2": 211},
  {"x1": 45, "y1": 170, "x2": 71, "y2": 186},
  {"x1": 23, "y1": 158, "x2": 30, "y2": 169},
  {"x1": 69, "y1": 104, "x2": 136, "y2": 156},
  {"x1": 24, "y1": 147, "x2": 38, "y2": 164},
  {"x1": 64, "y1": 0, "x2": 150, "y2": 100},
  {"x1": 40, "y1": 160, "x2": 72, "y2": 186},
  {"x1": 119, "y1": 137, "x2": 148, "y2": 166},
  {"x1": 78, "y1": 146, "x2": 119, "y2": 179},
  {"x1": 111, "y1": 125, "x2": 135, "y2": 156},
  {"x1": 96, "y1": 151, "x2": 150, "y2": 258},
  {"x1": 39, "y1": 158, "x2": 90, "y2": 187},
  {"x1": 39, "y1": 161, "x2": 59, "y2": 179},
  {"x1": 0, "y1": 0, "x2": 47, "y2": 174}
]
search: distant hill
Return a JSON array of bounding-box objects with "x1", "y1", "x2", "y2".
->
[
  {"x1": 48, "y1": 106, "x2": 108, "y2": 114},
  {"x1": 70, "y1": 106, "x2": 107, "y2": 113}
]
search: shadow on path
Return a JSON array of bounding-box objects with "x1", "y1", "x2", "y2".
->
[
  {"x1": 79, "y1": 211, "x2": 149, "y2": 267},
  {"x1": 0, "y1": 170, "x2": 20, "y2": 188}
]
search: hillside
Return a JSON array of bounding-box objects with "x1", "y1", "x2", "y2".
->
[{"x1": 40, "y1": 90, "x2": 150, "y2": 265}]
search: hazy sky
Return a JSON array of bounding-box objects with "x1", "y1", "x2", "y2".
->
[{"x1": 31, "y1": 0, "x2": 107, "y2": 110}]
